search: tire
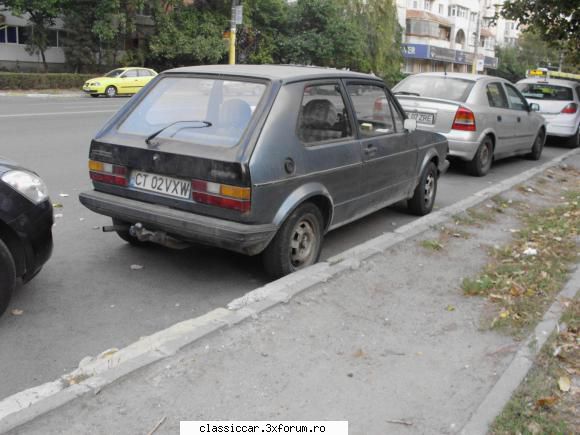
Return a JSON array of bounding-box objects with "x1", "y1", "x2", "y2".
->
[
  {"x1": 526, "y1": 130, "x2": 545, "y2": 160},
  {"x1": 90, "y1": 94, "x2": 99, "y2": 98},
  {"x1": 262, "y1": 203, "x2": 324, "y2": 278},
  {"x1": 568, "y1": 126, "x2": 580, "y2": 149},
  {"x1": 105, "y1": 86, "x2": 117, "y2": 98},
  {"x1": 112, "y1": 218, "x2": 147, "y2": 247},
  {"x1": 467, "y1": 136, "x2": 493, "y2": 177},
  {"x1": 408, "y1": 161, "x2": 438, "y2": 216},
  {"x1": 0, "y1": 238, "x2": 16, "y2": 317}
]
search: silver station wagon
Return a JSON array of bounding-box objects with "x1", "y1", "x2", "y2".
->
[
  {"x1": 79, "y1": 65, "x2": 448, "y2": 277},
  {"x1": 393, "y1": 73, "x2": 546, "y2": 176}
]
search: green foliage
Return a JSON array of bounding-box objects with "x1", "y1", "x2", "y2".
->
[
  {"x1": 60, "y1": 0, "x2": 98, "y2": 73},
  {"x1": 0, "y1": 72, "x2": 93, "y2": 89}
]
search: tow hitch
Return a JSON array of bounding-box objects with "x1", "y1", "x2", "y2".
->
[{"x1": 102, "y1": 222, "x2": 190, "y2": 249}]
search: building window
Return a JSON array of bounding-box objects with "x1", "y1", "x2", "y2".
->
[
  {"x1": 449, "y1": 6, "x2": 456, "y2": 16},
  {"x1": 439, "y1": 4, "x2": 445, "y2": 15},
  {"x1": 458, "y1": 7, "x2": 467, "y2": 18},
  {"x1": 406, "y1": 19, "x2": 440, "y2": 38},
  {"x1": 424, "y1": 0, "x2": 433, "y2": 11},
  {"x1": 6, "y1": 26, "x2": 17, "y2": 43},
  {"x1": 17, "y1": 26, "x2": 30, "y2": 45},
  {"x1": 0, "y1": 27, "x2": 5, "y2": 43}
]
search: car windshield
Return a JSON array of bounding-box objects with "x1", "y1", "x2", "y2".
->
[
  {"x1": 516, "y1": 83, "x2": 573, "y2": 101},
  {"x1": 394, "y1": 76, "x2": 475, "y2": 102},
  {"x1": 118, "y1": 77, "x2": 266, "y2": 147},
  {"x1": 105, "y1": 69, "x2": 125, "y2": 78}
]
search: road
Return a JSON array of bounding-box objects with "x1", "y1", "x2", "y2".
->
[{"x1": 0, "y1": 95, "x2": 571, "y2": 400}]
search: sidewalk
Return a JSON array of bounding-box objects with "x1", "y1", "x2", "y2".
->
[{"x1": 4, "y1": 152, "x2": 580, "y2": 435}]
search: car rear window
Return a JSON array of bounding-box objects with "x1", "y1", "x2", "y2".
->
[
  {"x1": 394, "y1": 76, "x2": 475, "y2": 102},
  {"x1": 516, "y1": 83, "x2": 573, "y2": 101},
  {"x1": 118, "y1": 77, "x2": 266, "y2": 147}
]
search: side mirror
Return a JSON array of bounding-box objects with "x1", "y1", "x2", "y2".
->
[
  {"x1": 404, "y1": 118, "x2": 417, "y2": 132},
  {"x1": 529, "y1": 103, "x2": 540, "y2": 112}
]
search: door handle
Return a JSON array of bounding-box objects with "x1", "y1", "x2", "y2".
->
[
  {"x1": 364, "y1": 144, "x2": 378, "y2": 156},
  {"x1": 497, "y1": 116, "x2": 502, "y2": 122}
]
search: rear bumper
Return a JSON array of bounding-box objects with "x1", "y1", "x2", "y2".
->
[
  {"x1": 546, "y1": 123, "x2": 578, "y2": 138},
  {"x1": 79, "y1": 190, "x2": 278, "y2": 256},
  {"x1": 436, "y1": 131, "x2": 480, "y2": 161}
]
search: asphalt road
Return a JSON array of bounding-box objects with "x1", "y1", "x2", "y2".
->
[{"x1": 0, "y1": 95, "x2": 571, "y2": 400}]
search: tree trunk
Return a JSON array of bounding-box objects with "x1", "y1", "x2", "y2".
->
[{"x1": 40, "y1": 49, "x2": 48, "y2": 73}]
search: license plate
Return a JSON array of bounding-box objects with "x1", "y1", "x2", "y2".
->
[
  {"x1": 406, "y1": 111, "x2": 435, "y2": 125},
  {"x1": 130, "y1": 171, "x2": 191, "y2": 199}
]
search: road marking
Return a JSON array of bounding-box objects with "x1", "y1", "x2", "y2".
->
[{"x1": 0, "y1": 110, "x2": 118, "y2": 118}]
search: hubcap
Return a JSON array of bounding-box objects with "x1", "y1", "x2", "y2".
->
[
  {"x1": 424, "y1": 173, "x2": 435, "y2": 206},
  {"x1": 289, "y1": 219, "x2": 317, "y2": 268},
  {"x1": 107, "y1": 87, "x2": 115, "y2": 97},
  {"x1": 480, "y1": 144, "x2": 490, "y2": 167}
]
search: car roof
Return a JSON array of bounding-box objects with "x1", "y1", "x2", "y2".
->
[
  {"x1": 517, "y1": 78, "x2": 578, "y2": 87},
  {"x1": 164, "y1": 64, "x2": 379, "y2": 83},
  {"x1": 403, "y1": 72, "x2": 494, "y2": 82}
]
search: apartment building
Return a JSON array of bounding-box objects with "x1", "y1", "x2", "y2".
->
[{"x1": 396, "y1": 0, "x2": 504, "y2": 74}]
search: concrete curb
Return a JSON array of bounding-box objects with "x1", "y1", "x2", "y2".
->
[
  {"x1": 460, "y1": 265, "x2": 580, "y2": 435},
  {"x1": 0, "y1": 148, "x2": 578, "y2": 434},
  {"x1": 0, "y1": 92, "x2": 84, "y2": 98}
]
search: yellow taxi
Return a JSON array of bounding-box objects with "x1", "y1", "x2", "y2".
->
[{"x1": 82, "y1": 67, "x2": 158, "y2": 98}]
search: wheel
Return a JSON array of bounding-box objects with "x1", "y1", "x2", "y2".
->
[
  {"x1": 262, "y1": 203, "x2": 324, "y2": 278},
  {"x1": 568, "y1": 126, "x2": 580, "y2": 148},
  {"x1": 467, "y1": 136, "x2": 493, "y2": 177},
  {"x1": 105, "y1": 86, "x2": 117, "y2": 98},
  {"x1": 408, "y1": 161, "x2": 438, "y2": 216},
  {"x1": 0, "y1": 238, "x2": 16, "y2": 317},
  {"x1": 90, "y1": 94, "x2": 99, "y2": 98},
  {"x1": 112, "y1": 218, "x2": 147, "y2": 246},
  {"x1": 526, "y1": 130, "x2": 545, "y2": 160}
]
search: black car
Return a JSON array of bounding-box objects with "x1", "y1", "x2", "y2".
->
[{"x1": 0, "y1": 158, "x2": 53, "y2": 317}]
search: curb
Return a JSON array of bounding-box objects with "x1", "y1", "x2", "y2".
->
[
  {"x1": 460, "y1": 265, "x2": 580, "y2": 435},
  {"x1": 0, "y1": 92, "x2": 83, "y2": 98},
  {"x1": 0, "y1": 148, "x2": 579, "y2": 433}
]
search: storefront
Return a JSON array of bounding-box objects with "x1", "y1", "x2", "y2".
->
[{"x1": 402, "y1": 43, "x2": 498, "y2": 74}]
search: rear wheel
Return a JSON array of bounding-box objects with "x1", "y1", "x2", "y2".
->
[
  {"x1": 0, "y1": 238, "x2": 16, "y2": 317},
  {"x1": 112, "y1": 218, "x2": 147, "y2": 246},
  {"x1": 526, "y1": 130, "x2": 545, "y2": 160},
  {"x1": 105, "y1": 86, "x2": 117, "y2": 98},
  {"x1": 467, "y1": 137, "x2": 493, "y2": 177},
  {"x1": 408, "y1": 161, "x2": 438, "y2": 216},
  {"x1": 262, "y1": 203, "x2": 323, "y2": 278},
  {"x1": 569, "y1": 126, "x2": 580, "y2": 148}
]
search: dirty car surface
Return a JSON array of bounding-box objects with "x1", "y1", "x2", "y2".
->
[{"x1": 79, "y1": 65, "x2": 448, "y2": 277}]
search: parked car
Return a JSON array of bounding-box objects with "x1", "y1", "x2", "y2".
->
[
  {"x1": 516, "y1": 77, "x2": 580, "y2": 148},
  {"x1": 82, "y1": 67, "x2": 158, "y2": 98},
  {"x1": 392, "y1": 73, "x2": 546, "y2": 176},
  {"x1": 0, "y1": 158, "x2": 53, "y2": 317},
  {"x1": 79, "y1": 65, "x2": 448, "y2": 277}
]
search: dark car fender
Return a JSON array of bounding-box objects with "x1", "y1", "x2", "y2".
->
[{"x1": 272, "y1": 182, "x2": 334, "y2": 233}]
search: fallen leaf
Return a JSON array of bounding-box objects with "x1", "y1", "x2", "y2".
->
[
  {"x1": 446, "y1": 305, "x2": 456, "y2": 312},
  {"x1": 52, "y1": 202, "x2": 63, "y2": 208},
  {"x1": 54, "y1": 213, "x2": 63, "y2": 219},
  {"x1": 10, "y1": 309, "x2": 23, "y2": 316},
  {"x1": 353, "y1": 348, "x2": 365, "y2": 358},
  {"x1": 535, "y1": 396, "x2": 558, "y2": 408},
  {"x1": 558, "y1": 376, "x2": 571, "y2": 392},
  {"x1": 499, "y1": 310, "x2": 510, "y2": 319},
  {"x1": 527, "y1": 421, "x2": 542, "y2": 434}
]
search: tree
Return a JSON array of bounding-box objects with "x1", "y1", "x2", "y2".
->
[
  {"x1": 500, "y1": 0, "x2": 579, "y2": 58},
  {"x1": 60, "y1": 0, "x2": 98, "y2": 72},
  {"x1": 0, "y1": 0, "x2": 64, "y2": 72}
]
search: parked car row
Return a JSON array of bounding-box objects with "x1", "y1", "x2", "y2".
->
[{"x1": 2, "y1": 65, "x2": 578, "y2": 316}]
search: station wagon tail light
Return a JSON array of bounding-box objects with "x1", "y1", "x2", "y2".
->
[
  {"x1": 88, "y1": 160, "x2": 128, "y2": 186},
  {"x1": 191, "y1": 179, "x2": 251, "y2": 212},
  {"x1": 561, "y1": 103, "x2": 578, "y2": 114},
  {"x1": 452, "y1": 107, "x2": 476, "y2": 131}
]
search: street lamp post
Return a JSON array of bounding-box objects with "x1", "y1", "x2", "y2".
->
[
  {"x1": 229, "y1": 0, "x2": 243, "y2": 65},
  {"x1": 471, "y1": 10, "x2": 481, "y2": 74}
]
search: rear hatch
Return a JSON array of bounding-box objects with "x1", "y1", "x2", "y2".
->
[
  {"x1": 88, "y1": 75, "x2": 269, "y2": 220},
  {"x1": 396, "y1": 96, "x2": 462, "y2": 133},
  {"x1": 517, "y1": 82, "x2": 576, "y2": 122}
]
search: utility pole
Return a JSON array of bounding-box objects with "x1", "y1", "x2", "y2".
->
[
  {"x1": 229, "y1": 0, "x2": 242, "y2": 65},
  {"x1": 471, "y1": 10, "x2": 481, "y2": 75}
]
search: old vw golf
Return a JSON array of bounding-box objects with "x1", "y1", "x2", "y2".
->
[{"x1": 79, "y1": 65, "x2": 448, "y2": 277}]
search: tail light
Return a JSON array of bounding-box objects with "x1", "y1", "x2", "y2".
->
[
  {"x1": 452, "y1": 107, "x2": 476, "y2": 131},
  {"x1": 191, "y1": 179, "x2": 251, "y2": 212},
  {"x1": 89, "y1": 160, "x2": 128, "y2": 186},
  {"x1": 561, "y1": 103, "x2": 578, "y2": 114}
]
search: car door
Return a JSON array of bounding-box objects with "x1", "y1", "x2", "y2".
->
[
  {"x1": 345, "y1": 81, "x2": 418, "y2": 209},
  {"x1": 137, "y1": 69, "x2": 153, "y2": 88},
  {"x1": 119, "y1": 69, "x2": 140, "y2": 93},
  {"x1": 504, "y1": 83, "x2": 535, "y2": 151},
  {"x1": 485, "y1": 82, "x2": 517, "y2": 156}
]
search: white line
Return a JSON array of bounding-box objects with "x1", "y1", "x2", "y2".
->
[{"x1": 0, "y1": 110, "x2": 117, "y2": 118}]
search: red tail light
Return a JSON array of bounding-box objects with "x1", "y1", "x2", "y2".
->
[
  {"x1": 89, "y1": 160, "x2": 128, "y2": 186},
  {"x1": 452, "y1": 107, "x2": 476, "y2": 131},
  {"x1": 561, "y1": 103, "x2": 578, "y2": 114},
  {"x1": 191, "y1": 179, "x2": 251, "y2": 213}
]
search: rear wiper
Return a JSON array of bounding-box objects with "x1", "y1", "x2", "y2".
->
[
  {"x1": 394, "y1": 91, "x2": 421, "y2": 96},
  {"x1": 145, "y1": 120, "x2": 212, "y2": 146}
]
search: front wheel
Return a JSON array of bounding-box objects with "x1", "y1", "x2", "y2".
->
[
  {"x1": 0, "y1": 238, "x2": 16, "y2": 317},
  {"x1": 105, "y1": 86, "x2": 117, "y2": 98},
  {"x1": 408, "y1": 161, "x2": 438, "y2": 216},
  {"x1": 262, "y1": 203, "x2": 324, "y2": 278},
  {"x1": 467, "y1": 137, "x2": 493, "y2": 177},
  {"x1": 526, "y1": 130, "x2": 545, "y2": 160}
]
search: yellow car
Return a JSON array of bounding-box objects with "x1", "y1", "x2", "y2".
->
[{"x1": 82, "y1": 67, "x2": 158, "y2": 98}]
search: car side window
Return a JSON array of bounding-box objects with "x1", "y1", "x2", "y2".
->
[
  {"x1": 347, "y1": 84, "x2": 395, "y2": 137},
  {"x1": 486, "y1": 83, "x2": 509, "y2": 108},
  {"x1": 504, "y1": 83, "x2": 528, "y2": 111},
  {"x1": 138, "y1": 69, "x2": 152, "y2": 77},
  {"x1": 123, "y1": 70, "x2": 138, "y2": 78},
  {"x1": 297, "y1": 83, "x2": 353, "y2": 144}
]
